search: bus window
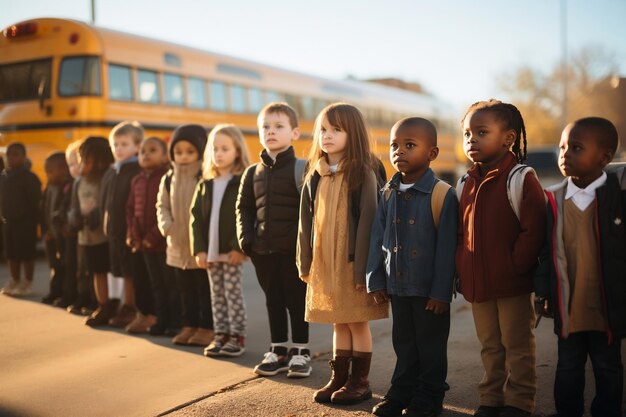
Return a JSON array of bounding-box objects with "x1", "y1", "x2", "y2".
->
[
  {"x1": 313, "y1": 99, "x2": 328, "y2": 115},
  {"x1": 58, "y1": 56, "x2": 101, "y2": 97},
  {"x1": 0, "y1": 58, "x2": 51, "y2": 102},
  {"x1": 248, "y1": 87, "x2": 264, "y2": 113},
  {"x1": 231, "y1": 84, "x2": 246, "y2": 113},
  {"x1": 301, "y1": 97, "x2": 315, "y2": 120},
  {"x1": 164, "y1": 73, "x2": 184, "y2": 106},
  {"x1": 210, "y1": 81, "x2": 227, "y2": 112},
  {"x1": 137, "y1": 69, "x2": 159, "y2": 104},
  {"x1": 187, "y1": 77, "x2": 207, "y2": 108},
  {"x1": 266, "y1": 90, "x2": 284, "y2": 104},
  {"x1": 108, "y1": 64, "x2": 133, "y2": 101}
]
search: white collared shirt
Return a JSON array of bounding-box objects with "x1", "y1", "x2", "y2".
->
[
  {"x1": 398, "y1": 182, "x2": 414, "y2": 191},
  {"x1": 565, "y1": 172, "x2": 607, "y2": 211}
]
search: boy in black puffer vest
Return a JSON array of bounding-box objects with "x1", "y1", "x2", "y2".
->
[{"x1": 236, "y1": 102, "x2": 311, "y2": 378}]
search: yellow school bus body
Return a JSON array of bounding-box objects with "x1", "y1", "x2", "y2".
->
[{"x1": 0, "y1": 18, "x2": 460, "y2": 183}]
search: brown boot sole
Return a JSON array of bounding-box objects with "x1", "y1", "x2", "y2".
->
[{"x1": 330, "y1": 390, "x2": 372, "y2": 405}]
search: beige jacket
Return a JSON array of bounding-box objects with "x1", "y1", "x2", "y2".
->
[{"x1": 157, "y1": 160, "x2": 202, "y2": 269}]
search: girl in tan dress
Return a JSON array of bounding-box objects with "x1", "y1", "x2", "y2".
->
[{"x1": 297, "y1": 103, "x2": 389, "y2": 405}]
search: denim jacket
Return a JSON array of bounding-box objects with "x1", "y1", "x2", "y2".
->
[{"x1": 366, "y1": 169, "x2": 458, "y2": 301}]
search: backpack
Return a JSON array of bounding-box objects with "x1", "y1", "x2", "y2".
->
[
  {"x1": 382, "y1": 179, "x2": 451, "y2": 229},
  {"x1": 456, "y1": 164, "x2": 535, "y2": 221},
  {"x1": 307, "y1": 158, "x2": 387, "y2": 227}
]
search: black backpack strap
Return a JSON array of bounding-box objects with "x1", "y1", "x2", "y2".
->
[{"x1": 309, "y1": 171, "x2": 321, "y2": 215}]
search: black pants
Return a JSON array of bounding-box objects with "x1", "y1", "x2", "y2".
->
[
  {"x1": 387, "y1": 295, "x2": 450, "y2": 410},
  {"x1": 250, "y1": 252, "x2": 308, "y2": 344},
  {"x1": 75, "y1": 244, "x2": 96, "y2": 308},
  {"x1": 555, "y1": 331, "x2": 623, "y2": 417},
  {"x1": 62, "y1": 235, "x2": 78, "y2": 304},
  {"x1": 174, "y1": 267, "x2": 213, "y2": 329},
  {"x1": 131, "y1": 251, "x2": 154, "y2": 315},
  {"x1": 143, "y1": 251, "x2": 181, "y2": 329},
  {"x1": 45, "y1": 237, "x2": 66, "y2": 299}
]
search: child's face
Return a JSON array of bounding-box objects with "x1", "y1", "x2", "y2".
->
[
  {"x1": 390, "y1": 125, "x2": 438, "y2": 183},
  {"x1": 80, "y1": 156, "x2": 93, "y2": 177},
  {"x1": 558, "y1": 124, "x2": 612, "y2": 186},
  {"x1": 67, "y1": 152, "x2": 80, "y2": 178},
  {"x1": 258, "y1": 112, "x2": 299, "y2": 155},
  {"x1": 45, "y1": 162, "x2": 67, "y2": 185},
  {"x1": 139, "y1": 139, "x2": 168, "y2": 170},
  {"x1": 212, "y1": 133, "x2": 238, "y2": 174},
  {"x1": 463, "y1": 110, "x2": 515, "y2": 167},
  {"x1": 6, "y1": 147, "x2": 25, "y2": 170},
  {"x1": 111, "y1": 133, "x2": 139, "y2": 162},
  {"x1": 172, "y1": 140, "x2": 199, "y2": 165},
  {"x1": 319, "y1": 116, "x2": 347, "y2": 161}
]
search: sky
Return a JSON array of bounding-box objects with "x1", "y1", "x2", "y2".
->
[{"x1": 1, "y1": 0, "x2": 625, "y2": 112}]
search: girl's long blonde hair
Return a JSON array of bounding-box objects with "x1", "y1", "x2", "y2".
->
[
  {"x1": 202, "y1": 124, "x2": 251, "y2": 179},
  {"x1": 306, "y1": 103, "x2": 373, "y2": 191}
]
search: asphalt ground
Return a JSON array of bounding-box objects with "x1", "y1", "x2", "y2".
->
[{"x1": 0, "y1": 256, "x2": 623, "y2": 417}]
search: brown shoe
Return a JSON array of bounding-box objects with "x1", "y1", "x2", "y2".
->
[
  {"x1": 172, "y1": 326, "x2": 198, "y2": 345},
  {"x1": 126, "y1": 313, "x2": 157, "y2": 334},
  {"x1": 187, "y1": 328, "x2": 215, "y2": 346},
  {"x1": 313, "y1": 350, "x2": 352, "y2": 403},
  {"x1": 85, "y1": 301, "x2": 119, "y2": 327},
  {"x1": 331, "y1": 351, "x2": 372, "y2": 405},
  {"x1": 108, "y1": 304, "x2": 137, "y2": 327}
]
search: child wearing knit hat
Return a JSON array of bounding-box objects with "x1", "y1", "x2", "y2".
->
[{"x1": 157, "y1": 124, "x2": 215, "y2": 346}]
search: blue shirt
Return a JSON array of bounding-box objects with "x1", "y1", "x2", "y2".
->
[{"x1": 366, "y1": 169, "x2": 458, "y2": 301}]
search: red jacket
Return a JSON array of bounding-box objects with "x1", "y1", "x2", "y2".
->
[
  {"x1": 456, "y1": 152, "x2": 546, "y2": 302},
  {"x1": 126, "y1": 165, "x2": 169, "y2": 252}
]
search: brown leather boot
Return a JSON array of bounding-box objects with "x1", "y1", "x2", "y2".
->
[
  {"x1": 331, "y1": 351, "x2": 372, "y2": 405},
  {"x1": 313, "y1": 350, "x2": 352, "y2": 403}
]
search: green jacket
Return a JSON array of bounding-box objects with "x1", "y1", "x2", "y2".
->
[{"x1": 190, "y1": 175, "x2": 242, "y2": 256}]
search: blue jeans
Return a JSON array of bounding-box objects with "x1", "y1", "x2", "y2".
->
[{"x1": 555, "y1": 331, "x2": 623, "y2": 417}]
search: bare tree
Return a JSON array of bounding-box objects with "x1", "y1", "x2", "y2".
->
[{"x1": 498, "y1": 46, "x2": 623, "y2": 151}]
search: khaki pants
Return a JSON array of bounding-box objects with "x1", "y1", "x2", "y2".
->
[{"x1": 471, "y1": 293, "x2": 536, "y2": 412}]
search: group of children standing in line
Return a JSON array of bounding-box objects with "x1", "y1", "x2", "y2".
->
[{"x1": 0, "y1": 98, "x2": 623, "y2": 417}]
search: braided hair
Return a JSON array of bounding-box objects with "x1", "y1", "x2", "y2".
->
[{"x1": 462, "y1": 99, "x2": 528, "y2": 163}]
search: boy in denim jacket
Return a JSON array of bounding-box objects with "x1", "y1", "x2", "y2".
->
[{"x1": 367, "y1": 117, "x2": 458, "y2": 417}]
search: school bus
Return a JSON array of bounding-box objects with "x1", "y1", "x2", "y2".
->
[{"x1": 0, "y1": 18, "x2": 460, "y2": 183}]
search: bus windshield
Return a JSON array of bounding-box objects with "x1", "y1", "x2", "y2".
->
[
  {"x1": 0, "y1": 58, "x2": 51, "y2": 103},
  {"x1": 59, "y1": 56, "x2": 101, "y2": 97}
]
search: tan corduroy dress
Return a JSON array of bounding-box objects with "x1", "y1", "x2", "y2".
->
[{"x1": 303, "y1": 159, "x2": 388, "y2": 324}]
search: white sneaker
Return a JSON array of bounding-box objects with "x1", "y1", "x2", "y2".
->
[
  {"x1": 287, "y1": 349, "x2": 312, "y2": 378},
  {"x1": 1, "y1": 279, "x2": 19, "y2": 295},
  {"x1": 12, "y1": 280, "x2": 33, "y2": 296}
]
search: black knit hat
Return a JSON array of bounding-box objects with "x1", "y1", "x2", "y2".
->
[{"x1": 169, "y1": 124, "x2": 207, "y2": 161}]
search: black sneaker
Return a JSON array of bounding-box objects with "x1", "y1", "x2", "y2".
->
[
  {"x1": 287, "y1": 348, "x2": 312, "y2": 378},
  {"x1": 499, "y1": 406, "x2": 531, "y2": 417},
  {"x1": 253, "y1": 352, "x2": 289, "y2": 376},
  {"x1": 474, "y1": 406, "x2": 504, "y2": 417},
  {"x1": 219, "y1": 335, "x2": 245, "y2": 357},
  {"x1": 204, "y1": 334, "x2": 229, "y2": 357},
  {"x1": 373, "y1": 397, "x2": 405, "y2": 417}
]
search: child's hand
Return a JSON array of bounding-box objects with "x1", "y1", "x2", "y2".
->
[
  {"x1": 425, "y1": 299, "x2": 449, "y2": 314},
  {"x1": 534, "y1": 296, "x2": 552, "y2": 318},
  {"x1": 142, "y1": 239, "x2": 152, "y2": 249},
  {"x1": 125, "y1": 237, "x2": 134, "y2": 248},
  {"x1": 195, "y1": 252, "x2": 208, "y2": 268},
  {"x1": 228, "y1": 250, "x2": 246, "y2": 266},
  {"x1": 372, "y1": 289, "x2": 389, "y2": 305}
]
